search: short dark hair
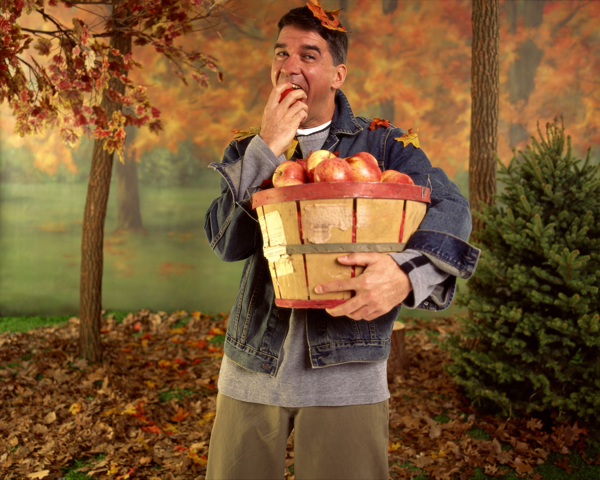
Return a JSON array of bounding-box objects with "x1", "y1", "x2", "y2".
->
[{"x1": 277, "y1": 6, "x2": 348, "y2": 66}]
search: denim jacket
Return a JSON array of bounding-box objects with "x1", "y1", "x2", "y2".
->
[{"x1": 204, "y1": 90, "x2": 480, "y2": 376}]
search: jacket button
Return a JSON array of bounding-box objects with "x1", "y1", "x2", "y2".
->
[{"x1": 261, "y1": 363, "x2": 270, "y2": 371}]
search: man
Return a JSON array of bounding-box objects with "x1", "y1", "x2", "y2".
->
[{"x1": 204, "y1": 4, "x2": 479, "y2": 479}]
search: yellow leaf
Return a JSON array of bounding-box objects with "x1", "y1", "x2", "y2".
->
[
  {"x1": 69, "y1": 402, "x2": 82, "y2": 415},
  {"x1": 395, "y1": 129, "x2": 420, "y2": 149},
  {"x1": 285, "y1": 139, "x2": 299, "y2": 160},
  {"x1": 388, "y1": 441, "x2": 402, "y2": 452},
  {"x1": 163, "y1": 422, "x2": 178, "y2": 434},
  {"x1": 121, "y1": 404, "x2": 137, "y2": 416},
  {"x1": 197, "y1": 411, "x2": 216, "y2": 426},
  {"x1": 232, "y1": 126, "x2": 260, "y2": 141}
]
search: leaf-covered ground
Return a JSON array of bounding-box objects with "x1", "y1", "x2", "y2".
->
[{"x1": 0, "y1": 311, "x2": 597, "y2": 479}]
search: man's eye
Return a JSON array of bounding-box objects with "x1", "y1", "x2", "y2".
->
[{"x1": 276, "y1": 51, "x2": 288, "y2": 58}]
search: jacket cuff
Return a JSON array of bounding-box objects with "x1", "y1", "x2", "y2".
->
[{"x1": 389, "y1": 250, "x2": 450, "y2": 309}]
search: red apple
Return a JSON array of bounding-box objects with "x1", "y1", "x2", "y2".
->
[
  {"x1": 280, "y1": 87, "x2": 295, "y2": 102},
  {"x1": 306, "y1": 150, "x2": 335, "y2": 182},
  {"x1": 314, "y1": 157, "x2": 354, "y2": 183},
  {"x1": 279, "y1": 85, "x2": 301, "y2": 105},
  {"x1": 380, "y1": 170, "x2": 415, "y2": 185},
  {"x1": 272, "y1": 160, "x2": 308, "y2": 187},
  {"x1": 345, "y1": 152, "x2": 381, "y2": 182}
]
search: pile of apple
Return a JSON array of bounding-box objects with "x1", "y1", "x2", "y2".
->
[{"x1": 272, "y1": 150, "x2": 414, "y2": 187}]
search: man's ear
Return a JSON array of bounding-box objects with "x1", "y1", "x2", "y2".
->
[{"x1": 332, "y1": 64, "x2": 347, "y2": 89}]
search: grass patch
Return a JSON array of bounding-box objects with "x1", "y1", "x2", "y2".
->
[
  {"x1": 0, "y1": 314, "x2": 72, "y2": 333},
  {"x1": 0, "y1": 180, "x2": 243, "y2": 316},
  {"x1": 466, "y1": 428, "x2": 492, "y2": 441},
  {"x1": 158, "y1": 388, "x2": 196, "y2": 403},
  {"x1": 61, "y1": 455, "x2": 105, "y2": 480}
]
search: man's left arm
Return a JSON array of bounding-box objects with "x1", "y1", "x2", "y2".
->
[{"x1": 316, "y1": 128, "x2": 479, "y2": 320}]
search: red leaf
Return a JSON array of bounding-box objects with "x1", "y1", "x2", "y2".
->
[
  {"x1": 142, "y1": 425, "x2": 161, "y2": 434},
  {"x1": 369, "y1": 118, "x2": 390, "y2": 130}
]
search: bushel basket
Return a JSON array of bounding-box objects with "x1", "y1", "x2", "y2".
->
[{"x1": 252, "y1": 182, "x2": 430, "y2": 308}]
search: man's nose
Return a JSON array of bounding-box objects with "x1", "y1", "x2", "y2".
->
[{"x1": 281, "y1": 54, "x2": 301, "y2": 76}]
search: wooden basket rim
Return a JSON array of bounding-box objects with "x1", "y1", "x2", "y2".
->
[{"x1": 252, "y1": 182, "x2": 431, "y2": 209}]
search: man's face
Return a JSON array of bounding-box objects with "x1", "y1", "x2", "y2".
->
[{"x1": 271, "y1": 25, "x2": 346, "y2": 129}]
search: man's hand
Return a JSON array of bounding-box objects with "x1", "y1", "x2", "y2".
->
[
  {"x1": 315, "y1": 253, "x2": 412, "y2": 321},
  {"x1": 260, "y1": 83, "x2": 307, "y2": 157}
]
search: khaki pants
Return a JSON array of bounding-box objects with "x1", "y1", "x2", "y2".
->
[{"x1": 206, "y1": 393, "x2": 389, "y2": 480}]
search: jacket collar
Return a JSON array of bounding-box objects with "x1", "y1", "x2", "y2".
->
[{"x1": 330, "y1": 90, "x2": 363, "y2": 137}]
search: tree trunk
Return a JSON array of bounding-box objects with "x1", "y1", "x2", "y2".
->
[
  {"x1": 469, "y1": 0, "x2": 499, "y2": 238},
  {"x1": 79, "y1": 7, "x2": 132, "y2": 362},
  {"x1": 116, "y1": 128, "x2": 143, "y2": 231}
]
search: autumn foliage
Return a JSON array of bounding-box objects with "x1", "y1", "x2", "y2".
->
[
  {"x1": 1, "y1": 311, "x2": 597, "y2": 479},
  {"x1": 1, "y1": 0, "x2": 223, "y2": 161},
  {"x1": 2, "y1": 1, "x2": 599, "y2": 180}
]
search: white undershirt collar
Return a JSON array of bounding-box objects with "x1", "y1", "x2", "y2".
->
[{"x1": 296, "y1": 121, "x2": 332, "y2": 137}]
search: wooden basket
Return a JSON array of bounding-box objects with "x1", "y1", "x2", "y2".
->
[{"x1": 252, "y1": 182, "x2": 430, "y2": 308}]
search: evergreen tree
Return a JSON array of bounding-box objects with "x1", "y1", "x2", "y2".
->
[{"x1": 446, "y1": 119, "x2": 600, "y2": 429}]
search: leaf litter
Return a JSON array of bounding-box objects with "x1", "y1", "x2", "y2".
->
[{"x1": 0, "y1": 312, "x2": 597, "y2": 479}]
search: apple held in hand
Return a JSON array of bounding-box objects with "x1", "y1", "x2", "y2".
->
[
  {"x1": 279, "y1": 84, "x2": 302, "y2": 104},
  {"x1": 273, "y1": 160, "x2": 308, "y2": 187},
  {"x1": 345, "y1": 151, "x2": 381, "y2": 182},
  {"x1": 314, "y1": 157, "x2": 354, "y2": 183},
  {"x1": 380, "y1": 169, "x2": 415, "y2": 185},
  {"x1": 306, "y1": 149, "x2": 335, "y2": 182}
]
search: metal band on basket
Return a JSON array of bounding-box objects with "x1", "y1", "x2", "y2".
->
[{"x1": 279, "y1": 242, "x2": 407, "y2": 255}]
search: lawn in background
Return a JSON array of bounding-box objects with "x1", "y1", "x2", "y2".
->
[{"x1": 0, "y1": 174, "x2": 242, "y2": 316}]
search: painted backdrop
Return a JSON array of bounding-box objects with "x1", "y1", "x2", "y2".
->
[{"x1": 1, "y1": 0, "x2": 599, "y2": 315}]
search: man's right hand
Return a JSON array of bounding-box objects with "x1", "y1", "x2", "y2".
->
[{"x1": 259, "y1": 83, "x2": 307, "y2": 157}]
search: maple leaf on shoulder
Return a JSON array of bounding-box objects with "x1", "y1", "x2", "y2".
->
[
  {"x1": 232, "y1": 126, "x2": 260, "y2": 141},
  {"x1": 395, "y1": 128, "x2": 420, "y2": 149},
  {"x1": 369, "y1": 118, "x2": 390, "y2": 130}
]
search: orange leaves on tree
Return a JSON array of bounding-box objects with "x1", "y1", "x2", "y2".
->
[
  {"x1": 306, "y1": 0, "x2": 346, "y2": 32},
  {"x1": 369, "y1": 118, "x2": 391, "y2": 130},
  {"x1": 395, "y1": 128, "x2": 421, "y2": 149},
  {"x1": 3, "y1": 1, "x2": 222, "y2": 162}
]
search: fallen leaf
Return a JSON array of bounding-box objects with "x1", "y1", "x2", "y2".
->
[
  {"x1": 27, "y1": 471, "x2": 50, "y2": 479},
  {"x1": 43, "y1": 411, "x2": 56, "y2": 424},
  {"x1": 514, "y1": 457, "x2": 534, "y2": 474}
]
